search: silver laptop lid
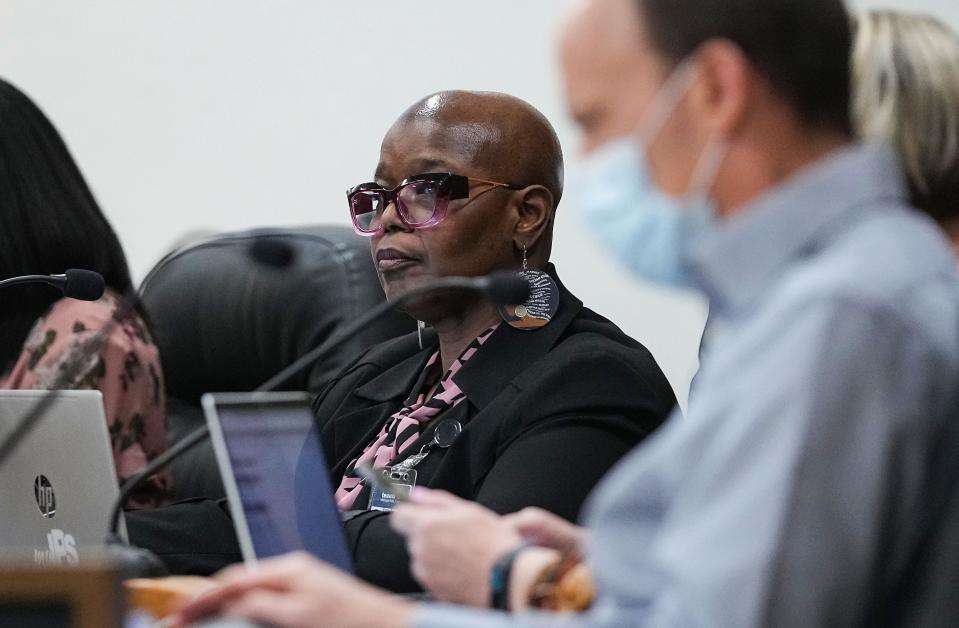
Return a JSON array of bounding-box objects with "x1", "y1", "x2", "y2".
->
[
  {"x1": 0, "y1": 390, "x2": 123, "y2": 565},
  {"x1": 203, "y1": 391, "x2": 352, "y2": 573}
]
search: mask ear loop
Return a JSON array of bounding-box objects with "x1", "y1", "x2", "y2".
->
[
  {"x1": 685, "y1": 136, "x2": 729, "y2": 203},
  {"x1": 635, "y1": 56, "x2": 730, "y2": 205},
  {"x1": 635, "y1": 57, "x2": 700, "y2": 146}
]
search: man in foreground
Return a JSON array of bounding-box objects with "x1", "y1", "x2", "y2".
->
[{"x1": 177, "y1": 0, "x2": 959, "y2": 626}]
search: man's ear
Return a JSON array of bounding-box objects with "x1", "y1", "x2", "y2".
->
[
  {"x1": 693, "y1": 39, "x2": 753, "y2": 136},
  {"x1": 512, "y1": 185, "x2": 554, "y2": 250}
]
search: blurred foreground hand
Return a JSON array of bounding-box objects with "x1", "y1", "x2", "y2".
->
[
  {"x1": 391, "y1": 487, "x2": 587, "y2": 607},
  {"x1": 173, "y1": 552, "x2": 414, "y2": 628}
]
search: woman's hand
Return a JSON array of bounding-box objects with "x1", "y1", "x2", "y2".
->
[
  {"x1": 173, "y1": 552, "x2": 414, "y2": 628},
  {"x1": 503, "y1": 506, "x2": 587, "y2": 558},
  {"x1": 390, "y1": 488, "x2": 524, "y2": 607}
]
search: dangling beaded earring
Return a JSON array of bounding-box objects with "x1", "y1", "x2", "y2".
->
[
  {"x1": 497, "y1": 242, "x2": 559, "y2": 330},
  {"x1": 417, "y1": 320, "x2": 427, "y2": 350}
]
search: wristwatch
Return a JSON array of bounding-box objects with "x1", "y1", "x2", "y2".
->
[{"x1": 489, "y1": 543, "x2": 529, "y2": 610}]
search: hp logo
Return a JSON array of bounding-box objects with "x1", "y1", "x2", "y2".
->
[{"x1": 34, "y1": 475, "x2": 56, "y2": 518}]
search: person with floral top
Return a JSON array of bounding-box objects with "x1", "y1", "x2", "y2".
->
[{"x1": 0, "y1": 77, "x2": 170, "y2": 508}]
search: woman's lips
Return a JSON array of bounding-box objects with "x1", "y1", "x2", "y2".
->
[
  {"x1": 378, "y1": 258, "x2": 418, "y2": 270},
  {"x1": 375, "y1": 248, "x2": 420, "y2": 271}
]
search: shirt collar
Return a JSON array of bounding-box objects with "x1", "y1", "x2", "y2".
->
[{"x1": 687, "y1": 143, "x2": 907, "y2": 314}]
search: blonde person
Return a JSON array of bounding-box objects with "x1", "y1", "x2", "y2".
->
[{"x1": 853, "y1": 10, "x2": 959, "y2": 251}]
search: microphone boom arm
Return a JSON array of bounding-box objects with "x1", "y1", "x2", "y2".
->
[
  {"x1": 255, "y1": 276, "x2": 479, "y2": 392},
  {"x1": 0, "y1": 274, "x2": 63, "y2": 291}
]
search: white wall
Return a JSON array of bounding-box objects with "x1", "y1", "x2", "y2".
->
[{"x1": 1, "y1": 1, "x2": 956, "y2": 406}]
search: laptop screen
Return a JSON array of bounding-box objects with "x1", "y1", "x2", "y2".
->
[{"x1": 210, "y1": 395, "x2": 352, "y2": 573}]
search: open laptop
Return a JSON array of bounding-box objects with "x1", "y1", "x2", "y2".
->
[
  {"x1": 0, "y1": 390, "x2": 124, "y2": 565},
  {"x1": 202, "y1": 391, "x2": 352, "y2": 572}
]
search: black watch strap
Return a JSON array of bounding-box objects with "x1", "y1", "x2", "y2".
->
[{"x1": 489, "y1": 543, "x2": 529, "y2": 611}]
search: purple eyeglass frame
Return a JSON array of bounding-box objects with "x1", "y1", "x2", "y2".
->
[{"x1": 346, "y1": 172, "x2": 523, "y2": 237}]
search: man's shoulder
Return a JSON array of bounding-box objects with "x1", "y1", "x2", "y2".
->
[
  {"x1": 787, "y1": 204, "x2": 957, "y2": 315},
  {"x1": 758, "y1": 203, "x2": 959, "y2": 359}
]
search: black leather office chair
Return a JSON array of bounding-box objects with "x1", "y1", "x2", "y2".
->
[{"x1": 140, "y1": 225, "x2": 413, "y2": 502}]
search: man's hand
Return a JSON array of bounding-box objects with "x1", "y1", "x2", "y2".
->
[
  {"x1": 503, "y1": 507, "x2": 587, "y2": 558},
  {"x1": 391, "y1": 488, "x2": 524, "y2": 607},
  {"x1": 173, "y1": 552, "x2": 414, "y2": 628}
]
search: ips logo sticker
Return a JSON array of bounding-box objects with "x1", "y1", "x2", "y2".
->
[
  {"x1": 34, "y1": 475, "x2": 56, "y2": 518},
  {"x1": 34, "y1": 529, "x2": 79, "y2": 566}
]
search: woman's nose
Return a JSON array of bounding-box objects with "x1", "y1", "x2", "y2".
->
[{"x1": 379, "y1": 198, "x2": 410, "y2": 233}]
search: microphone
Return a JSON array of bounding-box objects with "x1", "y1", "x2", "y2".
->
[
  {"x1": 60, "y1": 269, "x2": 106, "y2": 300},
  {"x1": 473, "y1": 273, "x2": 531, "y2": 307},
  {"x1": 106, "y1": 271, "x2": 532, "y2": 535},
  {"x1": 254, "y1": 271, "x2": 529, "y2": 392},
  {"x1": 0, "y1": 269, "x2": 105, "y2": 301}
]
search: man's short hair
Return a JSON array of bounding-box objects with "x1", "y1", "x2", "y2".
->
[{"x1": 638, "y1": 0, "x2": 853, "y2": 135}]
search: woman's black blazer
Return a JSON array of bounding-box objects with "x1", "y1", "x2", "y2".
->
[{"x1": 315, "y1": 268, "x2": 677, "y2": 593}]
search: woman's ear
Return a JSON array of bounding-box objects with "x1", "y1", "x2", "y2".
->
[{"x1": 512, "y1": 185, "x2": 554, "y2": 250}]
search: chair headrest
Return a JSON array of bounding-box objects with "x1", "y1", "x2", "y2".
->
[{"x1": 140, "y1": 225, "x2": 413, "y2": 401}]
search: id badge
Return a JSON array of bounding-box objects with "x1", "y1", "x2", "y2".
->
[{"x1": 368, "y1": 466, "x2": 417, "y2": 512}]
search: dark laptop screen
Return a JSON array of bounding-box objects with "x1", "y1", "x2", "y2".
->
[{"x1": 215, "y1": 398, "x2": 352, "y2": 573}]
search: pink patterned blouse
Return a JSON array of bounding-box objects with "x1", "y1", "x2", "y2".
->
[
  {"x1": 335, "y1": 324, "x2": 500, "y2": 510},
  {"x1": 0, "y1": 290, "x2": 171, "y2": 509}
]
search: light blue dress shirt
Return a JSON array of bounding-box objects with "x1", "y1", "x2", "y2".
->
[{"x1": 414, "y1": 144, "x2": 959, "y2": 628}]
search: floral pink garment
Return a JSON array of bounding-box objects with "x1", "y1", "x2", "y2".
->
[{"x1": 0, "y1": 290, "x2": 171, "y2": 509}]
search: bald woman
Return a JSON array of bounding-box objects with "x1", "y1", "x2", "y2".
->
[
  {"x1": 128, "y1": 91, "x2": 674, "y2": 593},
  {"x1": 314, "y1": 91, "x2": 674, "y2": 592}
]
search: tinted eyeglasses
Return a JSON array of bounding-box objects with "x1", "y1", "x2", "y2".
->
[{"x1": 346, "y1": 172, "x2": 524, "y2": 236}]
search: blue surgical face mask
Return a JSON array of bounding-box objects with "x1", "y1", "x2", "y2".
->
[{"x1": 575, "y1": 60, "x2": 728, "y2": 289}]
